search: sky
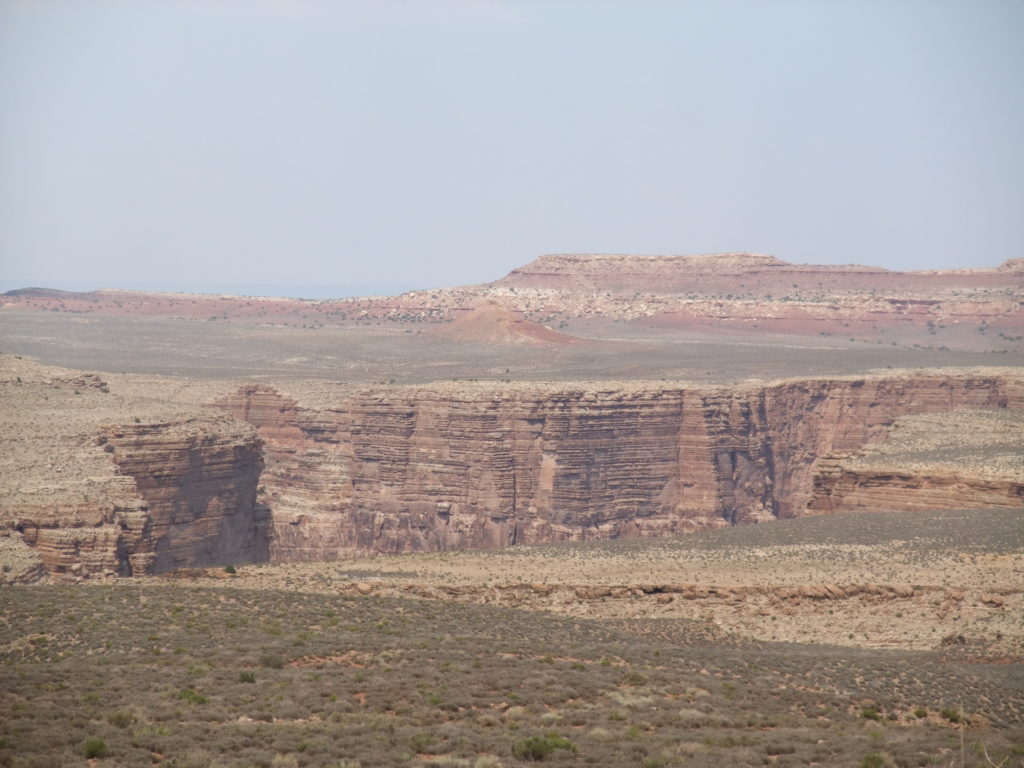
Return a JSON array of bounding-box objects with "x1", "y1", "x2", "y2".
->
[{"x1": 1, "y1": 0, "x2": 1022, "y2": 297}]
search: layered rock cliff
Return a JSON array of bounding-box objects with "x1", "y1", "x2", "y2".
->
[
  {"x1": 5, "y1": 353, "x2": 1021, "y2": 577},
  {"x1": 216, "y1": 370, "x2": 1024, "y2": 560},
  {"x1": 810, "y1": 409, "x2": 1024, "y2": 513},
  {"x1": 0, "y1": 356, "x2": 267, "y2": 580}
]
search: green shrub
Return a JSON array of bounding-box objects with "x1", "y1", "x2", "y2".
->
[
  {"x1": 260, "y1": 653, "x2": 284, "y2": 669},
  {"x1": 511, "y1": 733, "x2": 576, "y2": 761},
  {"x1": 224, "y1": 564, "x2": 236, "y2": 575},
  {"x1": 106, "y1": 710, "x2": 135, "y2": 728},
  {"x1": 860, "y1": 707, "x2": 882, "y2": 721},
  {"x1": 83, "y1": 737, "x2": 108, "y2": 758},
  {"x1": 408, "y1": 732, "x2": 439, "y2": 754},
  {"x1": 913, "y1": 707, "x2": 927, "y2": 719},
  {"x1": 238, "y1": 671, "x2": 255, "y2": 683},
  {"x1": 859, "y1": 755, "x2": 885, "y2": 768},
  {"x1": 178, "y1": 688, "x2": 207, "y2": 705},
  {"x1": 940, "y1": 707, "x2": 961, "y2": 723}
]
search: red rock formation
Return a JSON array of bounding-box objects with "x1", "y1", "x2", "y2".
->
[
  {"x1": 809, "y1": 462, "x2": 1024, "y2": 513},
  {"x1": 431, "y1": 303, "x2": 581, "y2": 346},
  {"x1": 495, "y1": 253, "x2": 1021, "y2": 295},
  {"x1": 97, "y1": 418, "x2": 267, "y2": 574},
  {"x1": 3, "y1": 357, "x2": 268, "y2": 580},
  {"x1": 216, "y1": 371, "x2": 1023, "y2": 560},
  {"x1": 15, "y1": 417, "x2": 266, "y2": 579},
  {"x1": 808, "y1": 408, "x2": 1024, "y2": 513}
]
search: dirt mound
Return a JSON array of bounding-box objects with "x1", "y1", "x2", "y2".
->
[{"x1": 431, "y1": 303, "x2": 582, "y2": 346}]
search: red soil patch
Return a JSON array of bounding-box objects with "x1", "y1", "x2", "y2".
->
[{"x1": 431, "y1": 303, "x2": 583, "y2": 346}]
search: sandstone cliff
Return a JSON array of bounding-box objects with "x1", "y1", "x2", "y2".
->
[
  {"x1": 0, "y1": 356, "x2": 267, "y2": 579},
  {"x1": 216, "y1": 370, "x2": 1023, "y2": 560},
  {"x1": 5, "y1": 354, "x2": 1021, "y2": 576},
  {"x1": 810, "y1": 409, "x2": 1024, "y2": 513}
]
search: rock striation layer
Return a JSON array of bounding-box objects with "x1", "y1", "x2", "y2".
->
[
  {"x1": 216, "y1": 371, "x2": 1024, "y2": 560},
  {"x1": 1, "y1": 356, "x2": 267, "y2": 580},
  {"x1": 810, "y1": 466, "x2": 1024, "y2": 513},
  {"x1": 809, "y1": 409, "x2": 1024, "y2": 513}
]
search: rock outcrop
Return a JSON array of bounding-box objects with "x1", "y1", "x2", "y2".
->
[
  {"x1": 809, "y1": 409, "x2": 1024, "y2": 513},
  {"x1": 11, "y1": 418, "x2": 267, "y2": 580},
  {"x1": 5, "y1": 354, "x2": 1022, "y2": 576},
  {"x1": 1, "y1": 356, "x2": 267, "y2": 580},
  {"x1": 494, "y1": 252, "x2": 1022, "y2": 295},
  {"x1": 216, "y1": 371, "x2": 1024, "y2": 560},
  {"x1": 809, "y1": 465, "x2": 1024, "y2": 513}
]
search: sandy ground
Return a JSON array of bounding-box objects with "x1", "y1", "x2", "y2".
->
[{"x1": 142, "y1": 508, "x2": 1024, "y2": 655}]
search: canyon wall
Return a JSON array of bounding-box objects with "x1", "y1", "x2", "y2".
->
[
  {"x1": 216, "y1": 372, "x2": 1023, "y2": 561},
  {"x1": 1, "y1": 357, "x2": 268, "y2": 580},
  {"x1": 14, "y1": 417, "x2": 267, "y2": 580},
  {"x1": 7, "y1": 354, "x2": 1021, "y2": 579},
  {"x1": 809, "y1": 462, "x2": 1024, "y2": 513},
  {"x1": 808, "y1": 407, "x2": 1024, "y2": 513},
  {"x1": 98, "y1": 418, "x2": 268, "y2": 574}
]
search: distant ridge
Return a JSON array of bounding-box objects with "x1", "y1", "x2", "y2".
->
[
  {"x1": 3, "y1": 287, "x2": 86, "y2": 299},
  {"x1": 491, "y1": 252, "x2": 1023, "y2": 294}
]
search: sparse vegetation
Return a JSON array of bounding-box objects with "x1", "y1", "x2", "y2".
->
[
  {"x1": 942, "y1": 706, "x2": 963, "y2": 723},
  {"x1": 511, "y1": 733, "x2": 576, "y2": 761},
  {"x1": 1, "y1": 582, "x2": 1022, "y2": 767},
  {"x1": 83, "y1": 737, "x2": 108, "y2": 759}
]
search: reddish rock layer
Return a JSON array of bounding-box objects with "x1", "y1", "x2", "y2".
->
[
  {"x1": 216, "y1": 372, "x2": 1023, "y2": 560},
  {"x1": 15, "y1": 418, "x2": 266, "y2": 579},
  {"x1": 2, "y1": 355, "x2": 269, "y2": 581},
  {"x1": 495, "y1": 253, "x2": 1022, "y2": 294},
  {"x1": 809, "y1": 463, "x2": 1024, "y2": 513},
  {"x1": 97, "y1": 419, "x2": 268, "y2": 574}
]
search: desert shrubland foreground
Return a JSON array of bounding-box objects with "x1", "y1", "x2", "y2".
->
[
  {"x1": 2, "y1": 578, "x2": 1023, "y2": 768},
  {"x1": 3, "y1": 507, "x2": 1022, "y2": 766}
]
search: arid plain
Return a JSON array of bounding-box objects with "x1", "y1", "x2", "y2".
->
[{"x1": 2, "y1": 254, "x2": 1023, "y2": 767}]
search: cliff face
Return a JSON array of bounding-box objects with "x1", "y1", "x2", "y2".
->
[
  {"x1": 14, "y1": 418, "x2": 267, "y2": 579},
  {"x1": 217, "y1": 373, "x2": 1023, "y2": 560},
  {"x1": 809, "y1": 408, "x2": 1024, "y2": 513},
  {"x1": 809, "y1": 464, "x2": 1024, "y2": 513},
  {"x1": 1, "y1": 356, "x2": 267, "y2": 580},
  {"x1": 6, "y1": 354, "x2": 1021, "y2": 577},
  {"x1": 98, "y1": 419, "x2": 268, "y2": 574}
]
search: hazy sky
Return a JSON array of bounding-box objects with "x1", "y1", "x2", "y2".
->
[{"x1": 1, "y1": 0, "x2": 1022, "y2": 295}]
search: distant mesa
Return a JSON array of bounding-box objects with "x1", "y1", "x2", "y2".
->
[
  {"x1": 492, "y1": 252, "x2": 891, "y2": 294},
  {"x1": 3, "y1": 287, "x2": 88, "y2": 299},
  {"x1": 431, "y1": 303, "x2": 582, "y2": 346}
]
